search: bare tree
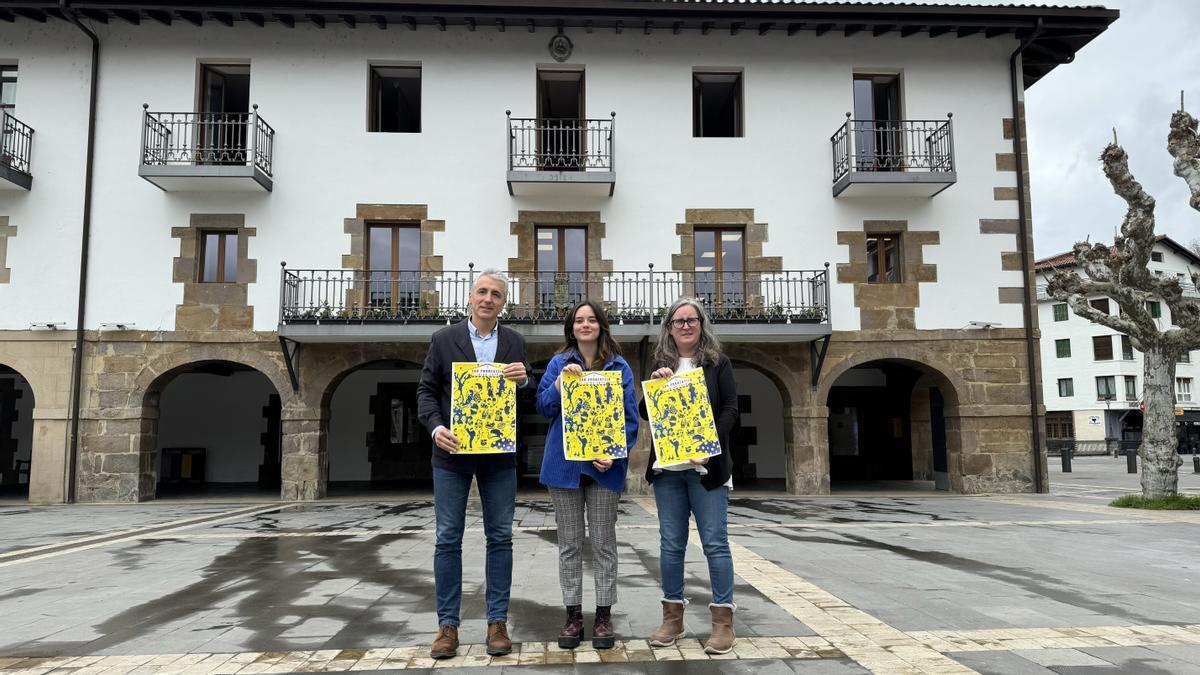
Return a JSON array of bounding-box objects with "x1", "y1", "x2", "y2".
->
[{"x1": 1046, "y1": 106, "x2": 1200, "y2": 498}]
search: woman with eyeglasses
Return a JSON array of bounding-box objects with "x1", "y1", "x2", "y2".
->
[
  {"x1": 642, "y1": 297, "x2": 739, "y2": 655},
  {"x1": 536, "y1": 300, "x2": 639, "y2": 650}
]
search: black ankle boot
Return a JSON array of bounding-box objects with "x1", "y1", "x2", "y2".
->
[
  {"x1": 559, "y1": 605, "x2": 584, "y2": 649},
  {"x1": 592, "y1": 605, "x2": 615, "y2": 649}
]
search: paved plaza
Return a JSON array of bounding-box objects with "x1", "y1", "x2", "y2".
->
[{"x1": 1, "y1": 457, "x2": 1200, "y2": 674}]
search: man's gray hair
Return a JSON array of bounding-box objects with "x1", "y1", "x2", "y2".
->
[{"x1": 473, "y1": 268, "x2": 509, "y2": 298}]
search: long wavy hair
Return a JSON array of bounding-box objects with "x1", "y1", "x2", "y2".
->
[
  {"x1": 559, "y1": 299, "x2": 622, "y2": 369},
  {"x1": 653, "y1": 297, "x2": 722, "y2": 369}
]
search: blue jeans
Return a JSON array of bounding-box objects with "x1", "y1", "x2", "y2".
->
[
  {"x1": 433, "y1": 466, "x2": 517, "y2": 626},
  {"x1": 653, "y1": 470, "x2": 733, "y2": 605}
]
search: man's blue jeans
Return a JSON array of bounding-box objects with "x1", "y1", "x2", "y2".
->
[
  {"x1": 433, "y1": 466, "x2": 517, "y2": 626},
  {"x1": 653, "y1": 469, "x2": 734, "y2": 605}
]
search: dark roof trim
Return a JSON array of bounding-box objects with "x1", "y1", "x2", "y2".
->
[{"x1": 4, "y1": 1, "x2": 1117, "y2": 87}]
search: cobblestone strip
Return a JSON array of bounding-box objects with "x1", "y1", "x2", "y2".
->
[
  {"x1": 991, "y1": 496, "x2": 1200, "y2": 523},
  {"x1": 908, "y1": 624, "x2": 1200, "y2": 652}
]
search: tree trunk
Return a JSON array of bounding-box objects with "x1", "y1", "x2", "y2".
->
[{"x1": 1140, "y1": 346, "x2": 1183, "y2": 497}]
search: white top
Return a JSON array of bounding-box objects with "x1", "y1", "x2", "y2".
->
[{"x1": 651, "y1": 357, "x2": 733, "y2": 489}]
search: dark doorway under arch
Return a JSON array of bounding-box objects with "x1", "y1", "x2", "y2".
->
[{"x1": 0, "y1": 365, "x2": 34, "y2": 502}]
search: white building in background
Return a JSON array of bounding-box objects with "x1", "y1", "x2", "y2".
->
[
  {"x1": 0, "y1": 1, "x2": 1115, "y2": 503},
  {"x1": 1036, "y1": 236, "x2": 1200, "y2": 453}
]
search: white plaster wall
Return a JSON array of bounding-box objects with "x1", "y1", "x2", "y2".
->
[
  {"x1": 0, "y1": 22, "x2": 1027, "y2": 334},
  {"x1": 0, "y1": 24, "x2": 91, "y2": 329},
  {"x1": 0, "y1": 373, "x2": 34, "y2": 480},
  {"x1": 732, "y1": 367, "x2": 785, "y2": 480},
  {"x1": 1038, "y1": 240, "x2": 1200, "y2": 415},
  {"x1": 327, "y1": 366, "x2": 421, "y2": 482},
  {"x1": 156, "y1": 370, "x2": 276, "y2": 482}
]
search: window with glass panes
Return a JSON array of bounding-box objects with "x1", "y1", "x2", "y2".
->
[
  {"x1": 1148, "y1": 300, "x2": 1162, "y2": 318},
  {"x1": 1055, "y1": 339, "x2": 1071, "y2": 358},
  {"x1": 1182, "y1": 351, "x2": 1191, "y2": 363},
  {"x1": 1057, "y1": 378, "x2": 1074, "y2": 397},
  {"x1": 199, "y1": 231, "x2": 238, "y2": 283},
  {"x1": 1045, "y1": 411, "x2": 1074, "y2": 439},
  {"x1": 1178, "y1": 377, "x2": 1193, "y2": 402},
  {"x1": 369, "y1": 65, "x2": 421, "y2": 133},
  {"x1": 1095, "y1": 375, "x2": 1116, "y2": 401},
  {"x1": 1121, "y1": 335, "x2": 1134, "y2": 360},
  {"x1": 0, "y1": 65, "x2": 15, "y2": 116},
  {"x1": 866, "y1": 234, "x2": 901, "y2": 283},
  {"x1": 1092, "y1": 335, "x2": 1113, "y2": 361},
  {"x1": 1053, "y1": 303, "x2": 1068, "y2": 322},
  {"x1": 694, "y1": 228, "x2": 745, "y2": 310},
  {"x1": 536, "y1": 226, "x2": 587, "y2": 310},
  {"x1": 1124, "y1": 375, "x2": 1137, "y2": 400},
  {"x1": 365, "y1": 223, "x2": 421, "y2": 310}
]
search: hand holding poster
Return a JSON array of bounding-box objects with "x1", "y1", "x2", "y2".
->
[
  {"x1": 451, "y1": 362, "x2": 517, "y2": 454},
  {"x1": 562, "y1": 370, "x2": 628, "y2": 461},
  {"x1": 641, "y1": 369, "x2": 722, "y2": 467}
]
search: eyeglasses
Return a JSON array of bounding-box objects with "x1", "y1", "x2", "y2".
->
[{"x1": 669, "y1": 317, "x2": 700, "y2": 329}]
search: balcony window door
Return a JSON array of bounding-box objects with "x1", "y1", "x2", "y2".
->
[
  {"x1": 852, "y1": 73, "x2": 902, "y2": 171},
  {"x1": 536, "y1": 226, "x2": 587, "y2": 312},
  {"x1": 198, "y1": 64, "x2": 250, "y2": 165},
  {"x1": 536, "y1": 69, "x2": 584, "y2": 171},
  {"x1": 694, "y1": 228, "x2": 745, "y2": 314},
  {"x1": 1, "y1": 65, "x2": 15, "y2": 118},
  {"x1": 365, "y1": 224, "x2": 421, "y2": 313}
]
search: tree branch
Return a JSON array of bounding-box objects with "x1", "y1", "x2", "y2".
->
[
  {"x1": 1100, "y1": 143, "x2": 1157, "y2": 287},
  {"x1": 1167, "y1": 108, "x2": 1200, "y2": 211},
  {"x1": 1045, "y1": 269, "x2": 1148, "y2": 336}
]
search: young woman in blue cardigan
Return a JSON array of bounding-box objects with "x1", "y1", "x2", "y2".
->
[{"x1": 536, "y1": 300, "x2": 639, "y2": 650}]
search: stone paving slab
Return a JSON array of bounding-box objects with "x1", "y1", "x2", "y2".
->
[{"x1": 0, "y1": 504, "x2": 241, "y2": 555}]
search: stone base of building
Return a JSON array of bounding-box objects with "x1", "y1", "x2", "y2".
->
[{"x1": 0, "y1": 326, "x2": 1042, "y2": 503}]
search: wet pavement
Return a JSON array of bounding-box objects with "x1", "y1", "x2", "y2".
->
[{"x1": 0, "y1": 458, "x2": 1198, "y2": 673}]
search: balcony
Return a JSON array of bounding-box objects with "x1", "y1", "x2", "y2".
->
[
  {"x1": 0, "y1": 112, "x2": 33, "y2": 191},
  {"x1": 507, "y1": 112, "x2": 615, "y2": 197},
  {"x1": 139, "y1": 105, "x2": 275, "y2": 192},
  {"x1": 278, "y1": 266, "x2": 830, "y2": 344},
  {"x1": 830, "y1": 115, "x2": 956, "y2": 198}
]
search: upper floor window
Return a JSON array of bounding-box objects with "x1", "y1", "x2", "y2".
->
[
  {"x1": 199, "y1": 231, "x2": 238, "y2": 283},
  {"x1": 1151, "y1": 251, "x2": 1164, "y2": 262},
  {"x1": 1055, "y1": 339, "x2": 1071, "y2": 359},
  {"x1": 1057, "y1": 378, "x2": 1074, "y2": 397},
  {"x1": 1182, "y1": 351, "x2": 1192, "y2": 364},
  {"x1": 692, "y1": 71, "x2": 743, "y2": 138},
  {"x1": 1092, "y1": 335, "x2": 1113, "y2": 361},
  {"x1": 1147, "y1": 300, "x2": 1162, "y2": 318},
  {"x1": 536, "y1": 226, "x2": 587, "y2": 309},
  {"x1": 365, "y1": 223, "x2": 420, "y2": 309},
  {"x1": 369, "y1": 65, "x2": 421, "y2": 133},
  {"x1": 1089, "y1": 298, "x2": 1110, "y2": 315},
  {"x1": 0, "y1": 65, "x2": 15, "y2": 116},
  {"x1": 1178, "y1": 377, "x2": 1193, "y2": 403},
  {"x1": 1121, "y1": 335, "x2": 1134, "y2": 360},
  {"x1": 1125, "y1": 375, "x2": 1138, "y2": 401},
  {"x1": 694, "y1": 227, "x2": 745, "y2": 308},
  {"x1": 866, "y1": 234, "x2": 901, "y2": 283},
  {"x1": 1053, "y1": 303, "x2": 1069, "y2": 322},
  {"x1": 1096, "y1": 375, "x2": 1116, "y2": 401}
]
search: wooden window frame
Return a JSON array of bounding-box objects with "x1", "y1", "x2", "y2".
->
[
  {"x1": 692, "y1": 70, "x2": 744, "y2": 138},
  {"x1": 1124, "y1": 375, "x2": 1138, "y2": 401},
  {"x1": 1148, "y1": 300, "x2": 1162, "y2": 318},
  {"x1": 866, "y1": 233, "x2": 902, "y2": 284},
  {"x1": 198, "y1": 230, "x2": 237, "y2": 283},
  {"x1": 368, "y1": 64, "x2": 422, "y2": 133},
  {"x1": 1121, "y1": 335, "x2": 1134, "y2": 361},
  {"x1": 1052, "y1": 303, "x2": 1069, "y2": 322},
  {"x1": 1055, "y1": 339, "x2": 1071, "y2": 359},
  {"x1": 1045, "y1": 411, "x2": 1074, "y2": 439},
  {"x1": 1089, "y1": 297, "x2": 1110, "y2": 315},
  {"x1": 1095, "y1": 375, "x2": 1116, "y2": 401},
  {"x1": 364, "y1": 222, "x2": 421, "y2": 310},
  {"x1": 1092, "y1": 335, "x2": 1113, "y2": 362},
  {"x1": 534, "y1": 225, "x2": 589, "y2": 310},
  {"x1": 1178, "y1": 377, "x2": 1194, "y2": 403},
  {"x1": 694, "y1": 226, "x2": 747, "y2": 307}
]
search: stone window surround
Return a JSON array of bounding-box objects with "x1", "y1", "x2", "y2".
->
[
  {"x1": 0, "y1": 216, "x2": 14, "y2": 284},
  {"x1": 671, "y1": 209, "x2": 780, "y2": 310},
  {"x1": 343, "y1": 204, "x2": 444, "y2": 274},
  {"x1": 836, "y1": 219, "x2": 937, "y2": 331},
  {"x1": 171, "y1": 213, "x2": 257, "y2": 331},
  {"x1": 508, "y1": 210, "x2": 613, "y2": 311}
]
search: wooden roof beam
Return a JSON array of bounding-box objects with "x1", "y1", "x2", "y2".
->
[
  {"x1": 872, "y1": 25, "x2": 894, "y2": 37},
  {"x1": 435, "y1": 16, "x2": 446, "y2": 31},
  {"x1": 496, "y1": 17, "x2": 505, "y2": 31},
  {"x1": 13, "y1": 8, "x2": 47, "y2": 22},
  {"x1": 786, "y1": 23, "x2": 804, "y2": 36},
  {"x1": 815, "y1": 23, "x2": 833, "y2": 36},
  {"x1": 340, "y1": 14, "x2": 355, "y2": 28},
  {"x1": 527, "y1": 18, "x2": 535, "y2": 32},
  {"x1": 758, "y1": 22, "x2": 773, "y2": 35},
  {"x1": 701, "y1": 21, "x2": 713, "y2": 35},
  {"x1": 372, "y1": 15, "x2": 386, "y2": 29},
  {"x1": 465, "y1": 17, "x2": 475, "y2": 31},
  {"x1": 956, "y1": 26, "x2": 982, "y2": 37},
  {"x1": 275, "y1": 13, "x2": 295, "y2": 28},
  {"x1": 673, "y1": 21, "x2": 682, "y2": 35},
  {"x1": 0, "y1": 10, "x2": 14, "y2": 22},
  {"x1": 730, "y1": 21, "x2": 743, "y2": 36},
  {"x1": 403, "y1": 16, "x2": 416, "y2": 30},
  {"x1": 243, "y1": 12, "x2": 265, "y2": 27},
  {"x1": 985, "y1": 26, "x2": 1011, "y2": 38},
  {"x1": 146, "y1": 9, "x2": 170, "y2": 25},
  {"x1": 643, "y1": 20, "x2": 652, "y2": 35},
  {"x1": 79, "y1": 9, "x2": 108, "y2": 23},
  {"x1": 928, "y1": 25, "x2": 953, "y2": 37},
  {"x1": 212, "y1": 12, "x2": 235, "y2": 27},
  {"x1": 113, "y1": 9, "x2": 140, "y2": 24},
  {"x1": 179, "y1": 11, "x2": 202, "y2": 27},
  {"x1": 900, "y1": 25, "x2": 923, "y2": 37},
  {"x1": 844, "y1": 24, "x2": 863, "y2": 37}
]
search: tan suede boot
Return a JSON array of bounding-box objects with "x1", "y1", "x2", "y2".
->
[
  {"x1": 704, "y1": 604, "x2": 735, "y2": 655},
  {"x1": 648, "y1": 600, "x2": 686, "y2": 647}
]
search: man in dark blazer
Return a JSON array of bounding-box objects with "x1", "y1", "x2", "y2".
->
[{"x1": 417, "y1": 269, "x2": 531, "y2": 660}]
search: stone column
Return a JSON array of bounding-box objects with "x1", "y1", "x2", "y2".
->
[
  {"x1": 77, "y1": 415, "x2": 154, "y2": 503},
  {"x1": 783, "y1": 408, "x2": 830, "y2": 495},
  {"x1": 624, "y1": 430, "x2": 652, "y2": 496},
  {"x1": 281, "y1": 411, "x2": 326, "y2": 501},
  {"x1": 28, "y1": 412, "x2": 69, "y2": 504}
]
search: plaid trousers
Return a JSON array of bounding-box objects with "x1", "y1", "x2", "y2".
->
[{"x1": 548, "y1": 483, "x2": 621, "y2": 607}]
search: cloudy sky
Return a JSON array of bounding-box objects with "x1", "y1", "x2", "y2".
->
[{"x1": 1024, "y1": 0, "x2": 1200, "y2": 259}]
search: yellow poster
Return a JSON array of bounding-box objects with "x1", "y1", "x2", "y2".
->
[
  {"x1": 562, "y1": 370, "x2": 628, "y2": 461},
  {"x1": 641, "y1": 369, "x2": 722, "y2": 467},
  {"x1": 451, "y1": 362, "x2": 517, "y2": 454}
]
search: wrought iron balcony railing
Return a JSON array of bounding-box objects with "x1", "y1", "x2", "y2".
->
[
  {"x1": 279, "y1": 265, "x2": 830, "y2": 326},
  {"x1": 831, "y1": 115, "x2": 955, "y2": 184},
  {"x1": 1, "y1": 111, "x2": 33, "y2": 177},
  {"x1": 507, "y1": 113, "x2": 614, "y2": 172},
  {"x1": 141, "y1": 105, "x2": 275, "y2": 176}
]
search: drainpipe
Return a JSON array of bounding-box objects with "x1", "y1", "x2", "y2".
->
[
  {"x1": 1010, "y1": 18, "x2": 1045, "y2": 493},
  {"x1": 61, "y1": 0, "x2": 99, "y2": 503}
]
